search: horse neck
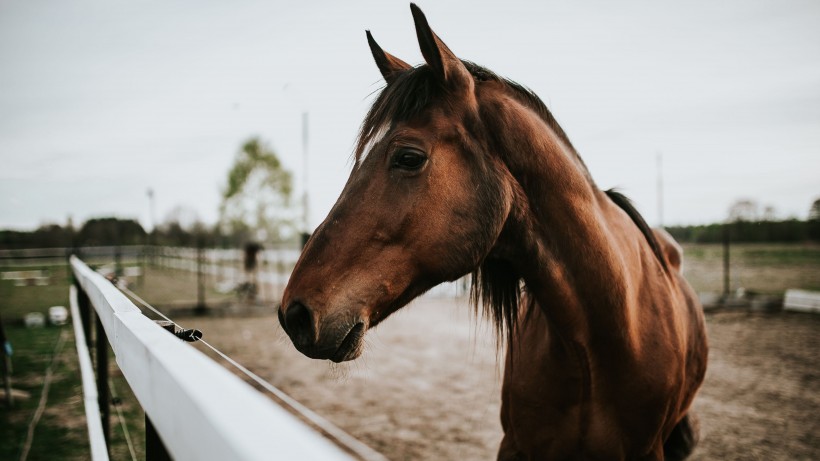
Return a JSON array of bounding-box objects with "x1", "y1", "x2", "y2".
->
[{"x1": 488, "y1": 100, "x2": 644, "y2": 344}]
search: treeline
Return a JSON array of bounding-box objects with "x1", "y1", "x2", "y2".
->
[
  {"x1": 1, "y1": 218, "x2": 146, "y2": 249},
  {"x1": 0, "y1": 217, "x2": 236, "y2": 250},
  {"x1": 666, "y1": 219, "x2": 820, "y2": 243},
  {"x1": 4, "y1": 216, "x2": 819, "y2": 249}
]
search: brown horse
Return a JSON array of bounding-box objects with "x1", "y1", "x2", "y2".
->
[{"x1": 279, "y1": 4, "x2": 708, "y2": 460}]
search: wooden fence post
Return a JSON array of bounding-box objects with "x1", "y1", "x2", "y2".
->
[
  {"x1": 723, "y1": 223, "x2": 731, "y2": 300},
  {"x1": 95, "y1": 314, "x2": 111, "y2": 451},
  {"x1": 146, "y1": 416, "x2": 173, "y2": 461},
  {"x1": 195, "y1": 244, "x2": 206, "y2": 315},
  {"x1": 0, "y1": 315, "x2": 12, "y2": 408},
  {"x1": 146, "y1": 321, "x2": 175, "y2": 461},
  {"x1": 76, "y1": 281, "x2": 93, "y2": 351}
]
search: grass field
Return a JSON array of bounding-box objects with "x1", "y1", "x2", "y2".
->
[
  {"x1": 0, "y1": 243, "x2": 817, "y2": 459},
  {"x1": 0, "y1": 264, "x2": 143, "y2": 461},
  {"x1": 682, "y1": 243, "x2": 820, "y2": 294}
]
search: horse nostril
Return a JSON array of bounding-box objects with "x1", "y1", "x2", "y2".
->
[{"x1": 283, "y1": 301, "x2": 315, "y2": 348}]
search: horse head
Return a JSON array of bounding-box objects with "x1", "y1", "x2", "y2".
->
[{"x1": 279, "y1": 4, "x2": 518, "y2": 362}]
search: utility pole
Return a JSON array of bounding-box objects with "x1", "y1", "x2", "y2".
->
[
  {"x1": 656, "y1": 151, "x2": 664, "y2": 228},
  {"x1": 146, "y1": 188, "x2": 156, "y2": 234},
  {"x1": 146, "y1": 188, "x2": 157, "y2": 267},
  {"x1": 301, "y1": 111, "x2": 311, "y2": 249}
]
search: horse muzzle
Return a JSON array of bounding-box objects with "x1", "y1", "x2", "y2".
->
[{"x1": 278, "y1": 301, "x2": 367, "y2": 363}]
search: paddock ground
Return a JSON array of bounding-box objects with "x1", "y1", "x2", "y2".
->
[{"x1": 190, "y1": 297, "x2": 820, "y2": 460}]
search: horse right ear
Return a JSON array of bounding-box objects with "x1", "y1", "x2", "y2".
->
[
  {"x1": 410, "y1": 3, "x2": 472, "y2": 90},
  {"x1": 366, "y1": 30, "x2": 411, "y2": 84}
]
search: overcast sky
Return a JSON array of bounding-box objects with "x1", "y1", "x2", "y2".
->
[{"x1": 1, "y1": 0, "x2": 818, "y2": 232}]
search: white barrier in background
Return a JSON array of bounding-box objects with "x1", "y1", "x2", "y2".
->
[
  {"x1": 784, "y1": 289, "x2": 820, "y2": 313},
  {"x1": 70, "y1": 256, "x2": 357, "y2": 461}
]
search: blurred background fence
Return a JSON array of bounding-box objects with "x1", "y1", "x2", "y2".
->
[
  {"x1": 1, "y1": 245, "x2": 301, "y2": 314},
  {"x1": 2, "y1": 242, "x2": 817, "y2": 319}
]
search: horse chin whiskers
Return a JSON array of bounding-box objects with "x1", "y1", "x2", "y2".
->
[{"x1": 328, "y1": 361, "x2": 352, "y2": 382}]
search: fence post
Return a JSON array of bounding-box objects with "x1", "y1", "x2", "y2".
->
[
  {"x1": 75, "y1": 280, "x2": 93, "y2": 354},
  {"x1": 146, "y1": 417, "x2": 172, "y2": 461},
  {"x1": 146, "y1": 321, "x2": 175, "y2": 461},
  {"x1": 0, "y1": 315, "x2": 12, "y2": 408},
  {"x1": 95, "y1": 315, "x2": 111, "y2": 452},
  {"x1": 75, "y1": 266, "x2": 111, "y2": 458},
  {"x1": 723, "y1": 223, "x2": 731, "y2": 300},
  {"x1": 195, "y1": 243, "x2": 206, "y2": 315},
  {"x1": 115, "y1": 246, "x2": 123, "y2": 278}
]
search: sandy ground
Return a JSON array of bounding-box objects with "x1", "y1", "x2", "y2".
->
[{"x1": 187, "y1": 297, "x2": 819, "y2": 460}]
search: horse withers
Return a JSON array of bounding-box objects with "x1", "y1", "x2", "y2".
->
[{"x1": 279, "y1": 4, "x2": 708, "y2": 460}]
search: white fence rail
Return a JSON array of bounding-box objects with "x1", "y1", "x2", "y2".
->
[
  {"x1": 70, "y1": 255, "x2": 360, "y2": 461},
  {"x1": 69, "y1": 284, "x2": 109, "y2": 461}
]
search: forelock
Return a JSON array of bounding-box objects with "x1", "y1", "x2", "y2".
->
[{"x1": 355, "y1": 66, "x2": 439, "y2": 163}]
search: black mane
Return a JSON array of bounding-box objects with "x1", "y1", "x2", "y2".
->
[
  {"x1": 357, "y1": 61, "x2": 670, "y2": 340},
  {"x1": 356, "y1": 60, "x2": 581, "y2": 162}
]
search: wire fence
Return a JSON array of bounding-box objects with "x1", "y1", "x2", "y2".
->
[{"x1": 70, "y1": 255, "x2": 387, "y2": 461}]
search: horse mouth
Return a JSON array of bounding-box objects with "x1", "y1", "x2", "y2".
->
[{"x1": 332, "y1": 322, "x2": 366, "y2": 363}]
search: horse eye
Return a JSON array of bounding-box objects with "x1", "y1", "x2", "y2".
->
[{"x1": 392, "y1": 149, "x2": 427, "y2": 170}]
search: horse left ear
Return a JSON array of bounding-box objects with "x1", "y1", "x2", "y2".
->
[
  {"x1": 366, "y1": 30, "x2": 411, "y2": 84},
  {"x1": 410, "y1": 3, "x2": 472, "y2": 89}
]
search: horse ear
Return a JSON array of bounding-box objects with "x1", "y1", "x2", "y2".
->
[
  {"x1": 366, "y1": 30, "x2": 411, "y2": 84},
  {"x1": 410, "y1": 3, "x2": 471, "y2": 88}
]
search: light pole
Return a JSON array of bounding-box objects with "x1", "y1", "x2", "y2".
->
[
  {"x1": 146, "y1": 188, "x2": 157, "y2": 267},
  {"x1": 656, "y1": 151, "x2": 664, "y2": 228},
  {"x1": 301, "y1": 111, "x2": 311, "y2": 248}
]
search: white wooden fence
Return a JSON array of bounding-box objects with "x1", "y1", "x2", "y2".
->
[
  {"x1": 784, "y1": 289, "x2": 820, "y2": 313},
  {"x1": 69, "y1": 284, "x2": 109, "y2": 461},
  {"x1": 70, "y1": 255, "x2": 372, "y2": 460}
]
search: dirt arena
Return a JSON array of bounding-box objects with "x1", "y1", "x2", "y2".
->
[{"x1": 190, "y1": 297, "x2": 819, "y2": 460}]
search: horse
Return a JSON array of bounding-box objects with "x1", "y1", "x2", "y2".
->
[{"x1": 279, "y1": 4, "x2": 708, "y2": 460}]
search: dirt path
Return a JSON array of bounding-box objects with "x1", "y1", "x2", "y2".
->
[
  {"x1": 691, "y1": 311, "x2": 819, "y2": 460},
  {"x1": 188, "y1": 298, "x2": 819, "y2": 460}
]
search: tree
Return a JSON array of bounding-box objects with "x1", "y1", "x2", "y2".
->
[
  {"x1": 77, "y1": 218, "x2": 146, "y2": 246},
  {"x1": 156, "y1": 206, "x2": 210, "y2": 247},
  {"x1": 809, "y1": 198, "x2": 820, "y2": 241},
  {"x1": 727, "y1": 198, "x2": 759, "y2": 222},
  {"x1": 761, "y1": 205, "x2": 778, "y2": 222},
  {"x1": 810, "y1": 198, "x2": 820, "y2": 221},
  {"x1": 218, "y1": 137, "x2": 296, "y2": 244}
]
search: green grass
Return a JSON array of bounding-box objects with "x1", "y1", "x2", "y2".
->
[
  {"x1": 680, "y1": 243, "x2": 820, "y2": 293},
  {"x1": 108, "y1": 368, "x2": 146, "y2": 461},
  {"x1": 1, "y1": 263, "x2": 145, "y2": 461},
  {"x1": 0, "y1": 325, "x2": 88, "y2": 461},
  {"x1": 135, "y1": 266, "x2": 237, "y2": 309},
  {"x1": 0, "y1": 265, "x2": 72, "y2": 320}
]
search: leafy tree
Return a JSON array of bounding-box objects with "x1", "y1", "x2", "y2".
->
[
  {"x1": 77, "y1": 218, "x2": 146, "y2": 246},
  {"x1": 219, "y1": 137, "x2": 296, "y2": 244},
  {"x1": 809, "y1": 197, "x2": 820, "y2": 241},
  {"x1": 155, "y1": 206, "x2": 218, "y2": 247},
  {"x1": 727, "y1": 198, "x2": 759, "y2": 222},
  {"x1": 810, "y1": 198, "x2": 820, "y2": 221},
  {"x1": 0, "y1": 226, "x2": 70, "y2": 249}
]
